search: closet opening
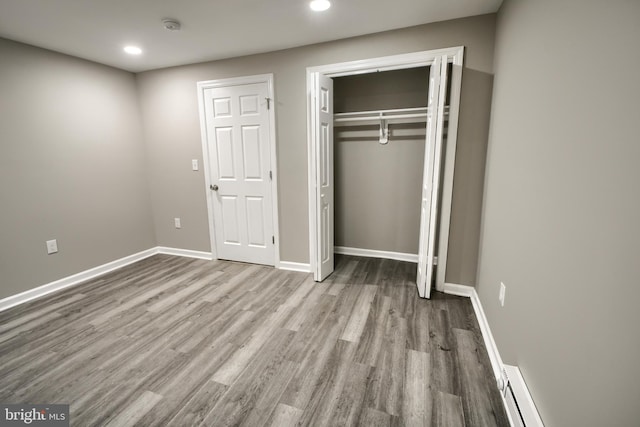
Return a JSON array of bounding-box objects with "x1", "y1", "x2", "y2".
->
[
  {"x1": 307, "y1": 48, "x2": 463, "y2": 298},
  {"x1": 333, "y1": 67, "x2": 430, "y2": 263}
]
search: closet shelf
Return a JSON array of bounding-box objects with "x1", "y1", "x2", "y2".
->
[
  {"x1": 334, "y1": 106, "x2": 449, "y2": 125},
  {"x1": 334, "y1": 106, "x2": 449, "y2": 144}
]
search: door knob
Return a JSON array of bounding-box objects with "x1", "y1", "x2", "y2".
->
[{"x1": 210, "y1": 184, "x2": 219, "y2": 191}]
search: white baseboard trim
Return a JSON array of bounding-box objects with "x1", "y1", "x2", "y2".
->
[
  {"x1": 278, "y1": 261, "x2": 311, "y2": 273},
  {"x1": 334, "y1": 246, "x2": 418, "y2": 263},
  {"x1": 0, "y1": 246, "x2": 219, "y2": 313},
  {"x1": 157, "y1": 246, "x2": 213, "y2": 260},
  {"x1": 0, "y1": 248, "x2": 158, "y2": 313},
  {"x1": 443, "y1": 282, "x2": 475, "y2": 297},
  {"x1": 468, "y1": 287, "x2": 505, "y2": 386},
  {"x1": 443, "y1": 282, "x2": 504, "y2": 387},
  {"x1": 443, "y1": 282, "x2": 542, "y2": 426}
]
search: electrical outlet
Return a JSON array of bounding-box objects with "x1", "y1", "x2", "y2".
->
[
  {"x1": 499, "y1": 282, "x2": 506, "y2": 306},
  {"x1": 191, "y1": 159, "x2": 198, "y2": 171},
  {"x1": 174, "y1": 218, "x2": 181, "y2": 229},
  {"x1": 46, "y1": 239, "x2": 58, "y2": 254}
]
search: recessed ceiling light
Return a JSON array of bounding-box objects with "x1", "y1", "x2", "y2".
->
[
  {"x1": 123, "y1": 46, "x2": 142, "y2": 55},
  {"x1": 310, "y1": 0, "x2": 331, "y2": 12}
]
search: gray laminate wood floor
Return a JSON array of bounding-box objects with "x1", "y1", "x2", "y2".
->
[{"x1": 0, "y1": 254, "x2": 509, "y2": 426}]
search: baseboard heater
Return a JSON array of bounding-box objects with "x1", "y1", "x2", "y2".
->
[{"x1": 501, "y1": 365, "x2": 544, "y2": 427}]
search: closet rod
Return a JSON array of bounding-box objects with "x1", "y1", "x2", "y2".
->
[
  {"x1": 334, "y1": 113, "x2": 427, "y2": 123},
  {"x1": 333, "y1": 106, "x2": 449, "y2": 123},
  {"x1": 335, "y1": 106, "x2": 427, "y2": 117}
]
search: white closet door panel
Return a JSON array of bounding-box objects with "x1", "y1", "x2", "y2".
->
[
  {"x1": 316, "y1": 73, "x2": 334, "y2": 281},
  {"x1": 417, "y1": 56, "x2": 447, "y2": 298},
  {"x1": 424, "y1": 55, "x2": 449, "y2": 296}
]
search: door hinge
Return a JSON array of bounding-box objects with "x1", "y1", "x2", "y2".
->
[
  {"x1": 272, "y1": 236, "x2": 275, "y2": 244},
  {"x1": 269, "y1": 170, "x2": 272, "y2": 181},
  {"x1": 266, "y1": 97, "x2": 272, "y2": 110}
]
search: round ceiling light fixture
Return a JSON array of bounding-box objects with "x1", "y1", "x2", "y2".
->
[
  {"x1": 310, "y1": 0, "x2": 331, "y2": 12},
  {"x1": 162, "y1": 18, "x2": 181, "y2": 31},
  {"x1": 123, "y1": 46, "x2": 142, "y2": 55}
]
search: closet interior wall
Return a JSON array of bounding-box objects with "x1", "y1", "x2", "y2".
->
[{"x1": 333, "y1": 67, "x2": 435, "y2": 258}]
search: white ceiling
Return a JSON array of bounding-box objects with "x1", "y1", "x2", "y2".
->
[{"x1": 0, "y1": 0, "x2": 502, "y2": 73}]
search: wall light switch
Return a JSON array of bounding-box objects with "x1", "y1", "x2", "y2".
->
[
  {"x1": 46, "y1": 239, "x2": 58, "y2": 254},
  {"x1": 192, "y1": 159, "x2": 198, "y2": 171},
  {"x1": 174, "y1": 218, "x2": 181, "y2": 229}
]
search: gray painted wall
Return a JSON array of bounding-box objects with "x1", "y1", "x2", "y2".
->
[
  {"x1": 477, "y1": 1, "x2": 640, "y2": 425},
  {"x1": 136, "y1": 14, "x2": 496, "y2": 285},
  {"x1": 0, "y1": 39, "x2": 155, "y2": 299},
  {"x1": 334, "y1": 68, "x2": 427, "y2": 255},
  {"x1": 0, "y1": 15, "x2": 494, "y2": 301}
]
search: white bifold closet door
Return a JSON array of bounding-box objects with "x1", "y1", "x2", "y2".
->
[
  {"x1": 314, "y1": 73, "x2": 334, "y2": 281},
  {"x1": 312, "y1": 55, "x2": 449, "y2": 297},
  {"x1": 416, "y1": 55, "x2": 449, "y2": 298}
]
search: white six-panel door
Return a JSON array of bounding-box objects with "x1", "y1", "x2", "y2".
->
[{"x1": 203, "y1": 82, "x2": 275, "y2": 265}]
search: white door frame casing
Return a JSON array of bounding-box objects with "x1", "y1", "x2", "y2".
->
[
  {"x1": 197, "y1": 74, "x2": 281, "y2": 267},
  {"x1": 306, "y1": 47, "x2": 464, "y2": 291}
]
